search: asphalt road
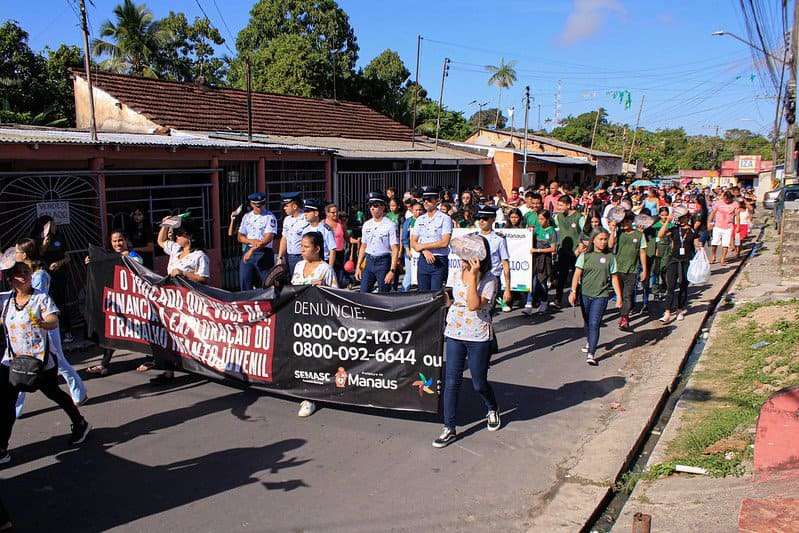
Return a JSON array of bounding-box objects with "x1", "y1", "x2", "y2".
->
[{"x1": 0, "y1": 267, "x2": 737, "y2": 532}]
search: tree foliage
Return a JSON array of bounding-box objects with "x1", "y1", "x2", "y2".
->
[
  {"x1": 485, "y1": 58, "x2": 516, "y2": 129},
  {"x1": 469, "y1": 108, "x2": 505, "y2": 130},
  {"x1": 157, "y1": 12, "x2": 227, "y2": 85}
]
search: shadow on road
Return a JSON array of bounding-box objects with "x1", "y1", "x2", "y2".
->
[{"x1": 3, "y1": 390, "x2": 308, "y2": 532}]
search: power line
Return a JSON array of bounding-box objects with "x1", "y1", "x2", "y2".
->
[{"x1": 193, "y1": 0, "x2": 235, "y2": 55}]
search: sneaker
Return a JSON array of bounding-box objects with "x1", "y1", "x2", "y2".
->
[
  {"x1": 502, "y1": 304, "x2": 512, "y2": 312},
  {"x1": 619, "y1": 316, "x2": 631, "y2": 331},
  {"x1": 524, "y1": 301, "x2": 533, "y2": 311},
  {"x1": 580, "y1": 343, "x2": 589, "y2": 354},
  {"x1": 62, "y1": 332, "x2": 75, "y2": 344},
  {"x1": 676, "y1": 310, "x2": 687, "y2": 321},
  {"x1": 69, "y1": 419, "x2": 91, "y2": 445},
  {"x1": 487, "y1": 410, "x2": 501, "y2": 431},
  {"x1": 537, "y1": 302, "x2": 548, "y2": 314},
  {"x1": 586, "y1": 354, "x2": 598, "y2": 366},
  {"x1": 297, "y1": 400, "x2": 317, "y2": 417},
  {"x1": 432, "y1": 427, "x2": 457, "y2": 448},
  {"x1": 0, "y1": 450, "x2": 10, "y2": 465},
  {"x1": 522, "y1": 305, "x2": 534, "y2": 316}
]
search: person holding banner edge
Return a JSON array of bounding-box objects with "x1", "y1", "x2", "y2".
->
[
  {"x1": 356, "y1": 192, "x2": 399, "y2": 293},
  {"x1": 434, "y1": 234, "x2": 500, "y2": 448},
  {"x1": 411, "y1": 186, "x2": 453, "y2": 292}
]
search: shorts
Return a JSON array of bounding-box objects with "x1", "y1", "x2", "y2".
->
[
  {"x1": 738, "y1": 224, "x2": 749, "y2": 241},
  {"x1": 711, "y1": 226, "x2": 733, "y2": 248}
]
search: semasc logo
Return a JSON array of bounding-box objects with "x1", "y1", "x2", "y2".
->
[{"x1": 294, "y1": 370, "x2": 332, "y2": 384}]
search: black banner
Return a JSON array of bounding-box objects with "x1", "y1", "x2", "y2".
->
[{"x1": 85, "y1": 247, "x2": 445, "y2": 412}]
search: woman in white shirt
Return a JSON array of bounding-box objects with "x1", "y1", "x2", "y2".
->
[
  {"x1": 433, "y1": 234, "x2": 500, "y2": 449},
  {"x1": 292, "y1": 232, "x2": 337, "y2": 418},
  {"x1": 152, "y1": 220, "x2": 210, "y2": 383}
]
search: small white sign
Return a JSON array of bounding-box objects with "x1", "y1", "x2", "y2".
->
[{"x1": 36, "y1": 201, "x2": 70, "y2": 225}]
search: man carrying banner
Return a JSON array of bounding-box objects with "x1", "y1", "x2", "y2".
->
[
  {"x1": 301, "y1": 199, "x2": 337, "y2": 267},
  {"x1": 238, "y1": 192, "x2": 278, "y2": 291},
  {"x1": 277, "y1": 193, "x2": 307, "y2": 280},
  {"x1": 475, "y1": 206, "x2": 512, "y2": 308},
  {"x1": 411, "y1": 186, "x2": 453, "y2": 292},
  {"x1": 356, "y1": 192, "x2": 399, "y2": 293}
]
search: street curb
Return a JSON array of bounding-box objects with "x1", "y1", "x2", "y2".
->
[{"x1": 581, "y1": 234, "x2": 762, "y2": 532}]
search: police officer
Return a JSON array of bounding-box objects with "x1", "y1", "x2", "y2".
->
[
  {"x1": 238, "y1": 192, "x2": 277, "y2": 290},
  {"x1": 301, "y1": 199, "x2": 338, "y2": 267},
  {"x1": 410, "y1": 186, "x2": 453, "y2": 291},
  {"x1": 356, "y1": 192, "x2": 400, "y2": 293},
  {"x1": 475, "y1": 206, "x2": 512, "y2": 306},
  {"x1": 277, "y1": 193, "x2": 308, "y2": 279}
]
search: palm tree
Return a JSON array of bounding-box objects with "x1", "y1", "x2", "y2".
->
[
  {"x1": 91, "y1": 0, "x2": 168, "y2": 77},
  {"x1": 485, "y1": 58, "x2": 517, "y2": 129}
]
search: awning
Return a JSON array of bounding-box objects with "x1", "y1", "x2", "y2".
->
[{"x1": 525, "y1": 154, "x2": 592, "y2": 166}]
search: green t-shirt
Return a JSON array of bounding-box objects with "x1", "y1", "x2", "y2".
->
[
  {"x1": 576, "y1": 251, "x2": 618, "y2": 298},
  {"x1": 386, "y1": 212, "x2": 400, "y2": 224},
  {"x1": 524, "y1": 210, "x2": 542, "y2": 231},
  {"x1": 535, "y1": 225, "x2": 557, "y2": 249},
  {"x1": 554, "y1": 211, "x2": 582, "y2": 252},
  {"x1": 614, "y1": 229, "x2": 646, "y2": 274}
]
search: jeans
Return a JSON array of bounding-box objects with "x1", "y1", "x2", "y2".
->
[
  {"x1": 531, "y1": 274, "x2": 548, "y2": 306},
  {"x1": 15, "y1": 330, "x2": 87, "y2": 417},
  {"x1": 665, "y1": 261, "x2": 689, "y2": 311},
  {"x1": 618, "y1": 272, "x2": 637, "y2": 317},
  {"x1": 555, "y1": 250, "x2": 576, "y2": 303},
  {"x1": 443, "y1": 337, "x2": 498, "y2": 430},
  {"x1": 580, "y1": 295, "x2": 609, "y2": 355},
  {"x1": 417, "y1": 254, "x2": 448, "y2": 292},
  {"x1": 360, "y1": 254, "x2": 391, "y2": 293},
  {"x1": 2, "y1": 365, "x2": 84, "y2": 450},
  {"x1": 239, "y1": 249, "x2": 274, "y2": 291},
  {"x1": 286, "y1": 253, "x2": 302, "y2": 282},
  {"x1": 401, "y1": 255, "x2": 413, "y2": 292}
]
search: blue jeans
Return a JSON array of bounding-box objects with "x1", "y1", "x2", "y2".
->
[
  {"x1": 580, "y1": 295, "x2": 609, "y2": 355},
  {"x1": 15, "y1": 330, "x2": 86, "y2": 417},
  {"x1": 417, "y1": 254, "x2": 448, "y2": 292},
  {"x1": 443, "y1": 337, "x2": 498, "y2": 430},
  {"x1": 360, "y1": 254, "x2": 391, "y2": 293},
  {"x1": 286, "y1": 253, "x2": 302, "y2": 283},
  {"x1": 401, "y1": 254, "x2": 413, "y2": 292},
  {"x1": 239, "y1": 249, "x2": 274, "y2": 291}
]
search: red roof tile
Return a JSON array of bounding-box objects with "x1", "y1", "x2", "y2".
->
[{"x1": 78, "y1": 71, "x2": 414, "y2": 142}]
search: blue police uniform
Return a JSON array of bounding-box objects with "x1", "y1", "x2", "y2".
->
[
  {"x1": 411, "y1": 190, "x2": 453, "y2": 291},
  {"x1": 238, "y1": 193, "x2": 278, "y2": 290},
  {"x1": 360, "y1": 215, "x2": 398, "y2": 293}
]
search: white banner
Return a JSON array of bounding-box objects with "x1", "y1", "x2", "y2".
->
[{"x1": 408, "y1": 228, "x2": 533, "y2": 291}]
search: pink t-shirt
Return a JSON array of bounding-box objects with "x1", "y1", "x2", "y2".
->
[
  {"x1": 544, "y1": 192, "x2": 562, "y2": 212},
  {"x1": 713, "y1": 201, "x2": 738, "y2": 229},
  {"x1": 330, "y1": 220, "x2": 345, "y2": 251}
]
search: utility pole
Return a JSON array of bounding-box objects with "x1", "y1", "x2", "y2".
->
[
  {"x1": 523, "y1": 86, "x2": 531, "y2": 178},
  {"x1": 434, "y1": 57, "x2": 450, "y2": 149},
  {"x1": 78, "y1": 0, "x2": 97, "y2": 141},
  {"x1": 784, "y1": 0, "x2": 799, "y2": 184},
  {"x1": 555, "y1": 79, "x2": 562, "y2": 126},
  {"x1": 590, "y1": 107, "x2": 601, "y2": 150},
  {"x1": 411, "y1": 35, "x2": 422, "y2": 147},
  {"x1": 627, "y1": 95, "x2": 646, "y2": 164},
  {"x1": 246, "y1": 56, "x2": 253, "y2": 142}
]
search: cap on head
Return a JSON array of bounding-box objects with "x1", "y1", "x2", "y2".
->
[
  {"x1": 303, "y1": 198, "x2": 323, "y2": 212},
  {"x1": 366, "y1": 191, "x2": 388, "y2": 206},
  {"x1": 248, "y1": 192, "x2": 267, "y2": 204},
  {"x1": 475, "y1": 206, "x2": 498, "y2": 220},
  {"x1": 281, "y1": 192, "x2": 303, "y2": 207},
  {"x1": 420, "y1": 186, "x2": 441, "y2": 200}
]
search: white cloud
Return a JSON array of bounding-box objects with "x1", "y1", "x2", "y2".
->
[{"x1": 557, "y1": 0, "x2": 626, "y2": 46}]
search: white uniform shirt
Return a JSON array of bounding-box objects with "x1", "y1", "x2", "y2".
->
[
  {"x1": 411, "y1": 210, "x2": 453, "y2": 256},
  {"x1": 239, "y1": 210, "x2": 278, "y2": 249},
  {"x1": 282, "y1": 212, "x2": 309, "y2": 255},
  {"x1": 162, "y1": 241, "x2": 210, "y2": 278},
  {"x1": 362, "y1": 217, "x2": 398, "y2": 256},
  {"x1": 482, "y1": 231, "x2": 509, "y2": 278},
  {"x1": 302, "y1": 223, "x2": 337, "y2": 261}
]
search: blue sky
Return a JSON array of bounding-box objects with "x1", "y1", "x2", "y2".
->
[{"x1": 2, "y1": 0, "x2": 782, "y2": 136}]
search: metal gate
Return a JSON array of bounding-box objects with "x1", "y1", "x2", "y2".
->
[
  {"x1": 219, "y1": 162, "x2": 257, "y2": 290},
  {"x1": 335, "y1": 169, "x2": 460, "y2": 208},
  {"x1": 0, "y1": 172, "x2": 102, "y2": 329}
]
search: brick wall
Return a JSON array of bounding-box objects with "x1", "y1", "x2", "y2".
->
[{"x1": 780, "y1": 208, "x2": 799, "y2": 278}]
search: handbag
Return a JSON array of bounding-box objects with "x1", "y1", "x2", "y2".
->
[{"x1": 2, "y1": 296, "x2": 50, "y2": 392}]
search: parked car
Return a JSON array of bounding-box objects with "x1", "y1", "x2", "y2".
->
[
  {"x1": 774, "y1": 184, "x2": 799, "y2": 229},
  {"x1": 764, "y1": 187, "x2": 783, "y2": 209}
]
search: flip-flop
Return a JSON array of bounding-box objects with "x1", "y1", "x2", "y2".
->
[{"x1": 136, "y1": 362, "x2": 154, "y2": 373}]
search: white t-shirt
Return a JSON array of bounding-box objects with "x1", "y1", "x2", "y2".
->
[
  {"x1": 291, "y1": 261, "x2": 338, "y2": 287},
  {"x1": 0, "y1": 291, "x2": 59, "y2": 370},
  {"x1": 162, "y1": 240, "x2": 210, "y2": 279},
  {"x1": 444, "y1": 273, "x2": 498, "y2": 342}
]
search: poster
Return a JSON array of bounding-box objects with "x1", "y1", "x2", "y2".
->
[{"x1": 85, "y1": 247, "x2": 445, "y2": 413}]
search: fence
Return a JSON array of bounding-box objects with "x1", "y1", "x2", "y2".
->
[{"x1": 335, "y1": 169, "x2": 460, "y2": 207}]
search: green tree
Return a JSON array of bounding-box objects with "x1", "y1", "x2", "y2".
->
[
  {"x1": 485, "y1": 58, "x2": 517, "y2": 129},
  {"x1": 157, "y1": 12, "x2": 227, "y2": 84},
  {"x1": 468, "y1": 108, "x2": 505, "y2": 130},
  {"x1": 232, "y1": 0, "x2": 358, "y2": 98},
  {"x1": 0, "y1": 20, "x2": 47, "y2": 116},
  {"x1": 359, "y1": 49, "x2": 411, "y2": 120},
  {"x1": 551, "y1": 108, "x2": 608, "y2": 147},
  {"x1": 416, "y1": 100, "x2": 473, "y2": 141},
  {"x1": 42, "y1": 44, "x2": 84, "y2": 125},
  {"x1": 91, "y1": 0, "x2": 169, "y2": 77}
]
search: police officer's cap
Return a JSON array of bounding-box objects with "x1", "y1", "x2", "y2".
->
[
  {"x1": 303, "y1": 198, "x2": 324, "y2": 212},
  {"x1": 420, "y1": 186, "x2": 441, "y2": 199},
  {"x1": 281, "y1": 192, "x2": 303, "y2": 206},
  {"x1": 248, "y1": 192, "x2": 267, "y2": 204},
  {"x1": 366, "y1": 191, "x2": 388, "y2": 205},
  {"x1": 475, "y1": 206, "x2": 498, "y2": 220}
]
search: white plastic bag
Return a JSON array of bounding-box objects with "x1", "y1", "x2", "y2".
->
[{"x1": 687, "y1": 248, "x2": 711, "y2": 285}]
